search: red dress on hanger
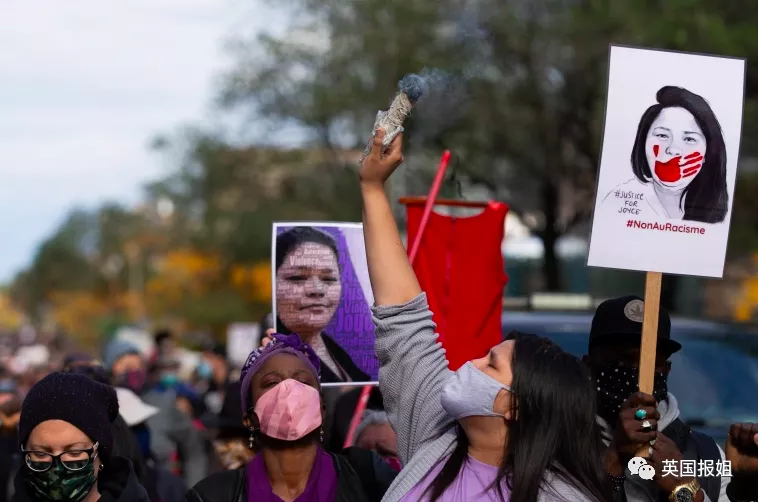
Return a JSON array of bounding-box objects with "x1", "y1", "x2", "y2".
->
[{"x1": 406, "y1": 201, "x2": 508, "y2": 371}]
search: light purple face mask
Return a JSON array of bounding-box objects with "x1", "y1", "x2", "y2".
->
[{"x1": 440, "y1": 362, "x2": 512, "y2": 419}]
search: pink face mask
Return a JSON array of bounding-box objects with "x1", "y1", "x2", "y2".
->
[{"x1": 254, "y1": 379, "x2": 322, "y2": 441}]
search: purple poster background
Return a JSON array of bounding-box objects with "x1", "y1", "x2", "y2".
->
[{"x1": 274, "y1": 224, "x2": 378, "y2": 381}]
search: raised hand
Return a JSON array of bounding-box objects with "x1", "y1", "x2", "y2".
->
[
  {"x1": 726, "y1": 422, "x2": 758, "y2": 475},
  {"x1": 726, "y1": 423, "x2": 758, "y2": 500},
  {"x1": 358, "y1": 128, "x2": 404, "y2": 187}
]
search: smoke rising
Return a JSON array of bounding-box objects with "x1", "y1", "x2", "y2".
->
[
  {"x1": 393, "y1": 6, "x2": 492, "y2": 145},
  {"x1": 395, "y1": 68, "x2": 467, "y2": 144},
  {"x1": 398, "y1": 74, "x2": 427, "y2": 103}
]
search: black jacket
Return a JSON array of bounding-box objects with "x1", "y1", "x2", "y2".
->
[
  {"x1": 0, "y1": 432, "x2": 19, "y2": 502},
  {"x1": 13, "y1": 456, "x2": 150, "y2": 502},
  {"x1": 185, "y1": 448, "x2": 396, "y2": 502}
]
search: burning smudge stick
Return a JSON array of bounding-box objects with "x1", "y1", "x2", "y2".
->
[{"x1": 360, "y1": 74, "x2": 427, "y2": 164}]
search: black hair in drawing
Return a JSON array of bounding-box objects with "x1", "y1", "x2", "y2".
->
[
  {"x1": 275, "y1": 226, "x2": 340, "y2": 271},
  {"x1": 631, "y1": 86, "x2": 728, "y2": 223}
]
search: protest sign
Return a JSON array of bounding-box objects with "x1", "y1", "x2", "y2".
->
[
  {"x1": 272, "y1": 222, "x2": 377, "y2": 384},
  {"x1": 226, "y1": 323, "x2": 260, "y2": 368},
  {"x1": 587, "y1": 45, "x2": 745, "y2": 278},
  {"x1": 587, "y1": 46, "x2": 746, "y2": 427}
]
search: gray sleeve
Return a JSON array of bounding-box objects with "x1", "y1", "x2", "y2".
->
[
  {"x1": 169, "y1": 407, "x2": 208, "y2": 487},
  {"x1": 372, "y1": 293, "x2": 455, "y2": 465}
]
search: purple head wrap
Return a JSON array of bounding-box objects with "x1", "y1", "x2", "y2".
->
[{"x1": 239, "y1": 333, "x2": 321, "y2": 414}]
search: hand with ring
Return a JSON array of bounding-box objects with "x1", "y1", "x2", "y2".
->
[{"x1": 613, "y1": 392, "x2": 660, "y2": 458}]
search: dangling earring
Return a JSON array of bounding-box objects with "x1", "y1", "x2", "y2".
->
[{"x1": 319, "y1": 427, "x2": 324, "y2": 443}]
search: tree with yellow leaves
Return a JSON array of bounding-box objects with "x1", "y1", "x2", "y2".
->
[
  {"x1": 734, "y1": 254, "x2": 758, "y2": 322},
  {"x1": 49, "y1": 291, "x2": 142, "y2": 347},
  {"x1": 230, "y1": 261, "x2": 272, "y2": 304},
  {"x1": 0, "y1": 291, "x2": 24, "y2": 329}
]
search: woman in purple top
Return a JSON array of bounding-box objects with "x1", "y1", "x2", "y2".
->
[
  {"x1": 185, "y1": 334, "x2": 397, "y2": 502},
  {"x1": 359, "y1": 130, "x2": 615, "y2": 502}
]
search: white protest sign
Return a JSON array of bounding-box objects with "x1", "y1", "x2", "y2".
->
[
  {"x1": 114, "y1": 327, "x2": 154, "y2": 356},
  {"x1": 227, "y1": 323, "x2": 260, "y2": 367},
  {"x1": 587, "y1": 45, "x2": 745, "y2": 277}
]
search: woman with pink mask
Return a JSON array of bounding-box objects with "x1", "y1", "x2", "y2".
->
[{"x1": 185, "y1": 334, "x2": 397, "y2": 502}]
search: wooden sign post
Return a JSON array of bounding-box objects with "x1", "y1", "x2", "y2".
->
[
  {"x1": 638, "y1": 272, "x2": 662, "y2": 394},
  {"x1": 636, "y1": 272, "x2": 662, "y2": 459}
]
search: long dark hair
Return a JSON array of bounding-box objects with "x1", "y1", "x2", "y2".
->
[
  {"x1": 275, "y1": 226, "x2": 341, "y2": 334},
  {"x1": 631, "y1": 86, "x2": 728, "y2": 223},
  {"x1": 425, "y1": 332, "x2": 612, "y2": 502}
]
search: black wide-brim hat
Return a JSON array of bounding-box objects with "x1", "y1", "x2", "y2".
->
[{"x1": 589, "y1": 295, "x2": 682, "y2": 357}]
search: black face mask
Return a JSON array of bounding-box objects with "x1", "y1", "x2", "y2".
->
[{"x1": 592, "y1": 362, "x2": 668, "y2": 426}]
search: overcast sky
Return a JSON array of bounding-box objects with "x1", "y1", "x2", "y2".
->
[{"x1": 0, "y1": 0, "x2": 289, "y2": 283}]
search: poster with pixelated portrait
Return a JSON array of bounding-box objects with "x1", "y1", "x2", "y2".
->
[
  {"x1": 272, "y1": 223, "x2": 377, "y2": 384},
  {"x1": 588, "y1": 45, "x2": 745, "y2": 277}
]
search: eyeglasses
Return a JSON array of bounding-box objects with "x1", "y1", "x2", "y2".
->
[{"x1": 22, "y1": 442, "x2": 99, "y2": 472}]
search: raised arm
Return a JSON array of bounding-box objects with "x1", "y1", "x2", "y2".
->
[
  {"x1": 360, "y1": 130, "x2": 455, "y2": 463},
  {"x1": 359, "y1": 129, "x2": 420, "y2": 306}
]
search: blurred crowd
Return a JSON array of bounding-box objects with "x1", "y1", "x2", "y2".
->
[{"x1": 0, "y1": 325, "x2": 398, "y2": 502}]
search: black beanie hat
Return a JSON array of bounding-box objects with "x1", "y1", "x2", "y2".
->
[{"x1": 19, "y1": 372, "x2": 119, "y2": 462}]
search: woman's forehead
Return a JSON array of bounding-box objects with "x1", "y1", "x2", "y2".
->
[
  {"x1": 283, "y1": 242, "x2": 336, "y2": 266},
  {"x1": 653, "y1": 107, "x2": 701, "y2": 132},
  {"x1": 255, "y1": 353, "x2": 314, "y2": 378},
  {"x1": 28, "y1": 420, "x2": 91, "y2": 444},
  {"x1": 493, "y1": 340, "x2": 515, "y2": 358}
]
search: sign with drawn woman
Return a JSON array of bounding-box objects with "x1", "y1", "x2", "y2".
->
[
  {"x1": 588, "y1": 45, "x2": 745, "y2": 277},
  {"x1": 271, "y1": 222, "x2": 378, "y2": 384}
]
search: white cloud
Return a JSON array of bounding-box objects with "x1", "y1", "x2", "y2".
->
[{"x1": 0, "y1": 0, "x2": 288, "y2": 282}]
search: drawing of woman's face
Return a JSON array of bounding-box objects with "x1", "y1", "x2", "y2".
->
[
  {"x1": 276, "y1": 242, "x2": 342, "y2": 336},
  {"x1": 645, "y1": 107, "x2": 707, "y2": 191}
]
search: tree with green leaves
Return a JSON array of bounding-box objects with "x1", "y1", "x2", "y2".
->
[{"x1": 215, "y1": 0, "x2": 758, "y2": 290}]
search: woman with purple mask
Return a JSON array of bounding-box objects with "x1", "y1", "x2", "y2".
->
[{"x1": 186, "y1": 334, "x2": 397, "y2": 502}]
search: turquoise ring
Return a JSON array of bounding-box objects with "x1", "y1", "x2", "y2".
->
[{"x1": 634, "y1": 409, "x2": 647, "y2": 420}]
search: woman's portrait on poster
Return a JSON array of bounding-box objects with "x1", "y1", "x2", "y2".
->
[
  {"x1": 602, "y1": 85, "x2": 729, "y2": 223},
  {"x1": 274, "y1": 226, "x2": 369, "y2": 384}
]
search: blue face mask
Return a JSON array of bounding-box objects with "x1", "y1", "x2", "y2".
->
[
  {"x1": 440, "y1": 362, "x2": 512, "y2": 419},
  {"x1": 160, "y1": 373, "x2": 179, "y2": 388},
  {"x1": 131, "y1": 424, "x2": 152, "y2": 459},
  {"x1": 197, "y1": 362, "x2": 212, "y2": 379}
]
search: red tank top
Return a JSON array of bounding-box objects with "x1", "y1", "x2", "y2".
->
[{"x1": 406, "y1": 202, "x2": 508, "y2": 371}]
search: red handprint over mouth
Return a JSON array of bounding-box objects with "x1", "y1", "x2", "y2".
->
[{"x1": 652, "y1": 144, "x2": 702, "y2": 182}]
